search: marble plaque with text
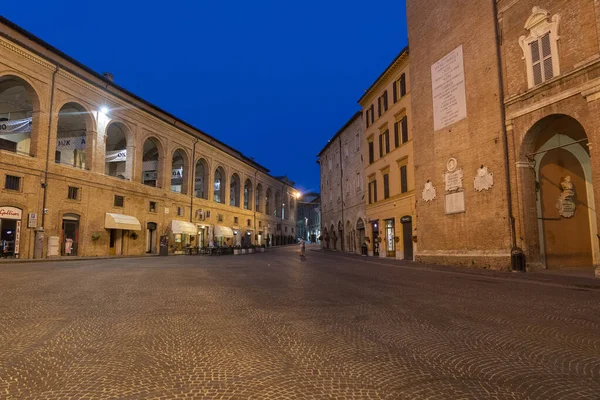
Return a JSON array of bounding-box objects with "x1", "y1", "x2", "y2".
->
[
  {"x1": 432, "y1": 45, "x2": 467, "y2": 131},
  {"x1": 445, "y1": 191, "x2": 466, "y2": 215}
]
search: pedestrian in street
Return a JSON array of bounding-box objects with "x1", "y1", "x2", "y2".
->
[{"x1": 300, "y1": 238, "x2": 306, "y2": 257}]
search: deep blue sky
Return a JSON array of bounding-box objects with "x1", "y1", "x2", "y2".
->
[{"x1": 3, "y1": 1, "x2": 408, "y2": 193}]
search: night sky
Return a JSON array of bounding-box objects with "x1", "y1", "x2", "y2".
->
[{"x1": 3, "y1": 0, "x2": 408, "y2": 194}]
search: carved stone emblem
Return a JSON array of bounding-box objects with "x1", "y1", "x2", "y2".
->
[
  {"x1": 474, "y1": 165, "x2": 494, "y2": 191},
  {"x1": 443, "y1": 158, "x2": 463, "y2": 192},
  {"x1": 422, "y1": 180, "x2": 437, "y2": 202},
  {"x1": 557, "y1": 176, "x2": 576, "y2": 218}
]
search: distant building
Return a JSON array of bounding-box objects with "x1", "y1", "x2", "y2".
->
[
  {"x1": 317, "y1": 112, "x2": 366, "y2": 254},
  {"x1": 296, "y1": 192, "x2": 321, "y2": 243},
  {"x1": 358, "y1": 48, "x2": 415, "y2": 260}
]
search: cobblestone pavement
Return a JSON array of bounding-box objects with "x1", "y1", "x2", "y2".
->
[{"x1": 0, "y1": 246, "x2": 599, "y2": 399}]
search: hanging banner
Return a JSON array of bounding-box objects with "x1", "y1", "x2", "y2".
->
[
  {"x1": 56, "y1": 136, "x2": 86, "y2": 151},
  {"x1": 0, "y1": 117, "x2": 32, "y2": 136},
  {"x1": 172, "y1": 168, "x2": 183, "y2": 178},
  {"x1": 15, "y1": 220, "x2": 21, "y2": 255},
  {"x1": 105, "y1": 149, "x2": 127, "y2": 162}
]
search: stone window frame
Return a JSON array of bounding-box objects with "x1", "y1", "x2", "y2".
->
[{"x1": 519, "y1": 7, "x2": 561, "y2": 89}]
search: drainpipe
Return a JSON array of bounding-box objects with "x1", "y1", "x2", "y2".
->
[
  {"x1": 189, "y1": 138, "x2": 198, "y2": 223},
  {"x1": 36, "y1": 65, "x2": 59, "y2": 258},
  {"x1": 339, "y1": 137, "x2": 345, "y2": 252},
  {"x1": 492, "y1": 2, "x2": 518, "y2": 257}
]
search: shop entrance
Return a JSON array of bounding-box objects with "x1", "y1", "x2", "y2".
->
[
  {"x1": 109, "y1": 229, "x2": 123, "y2": 256},
  {"x1": 146, "y1": 222, "x2": 157, "y2": 254},
  {"x1": 372, "y1": 221, "x2": 379, "y2": 257},
  {"x1": 0, "y1": 219, "x2": 17, "y2": 258},
  {"x1": 385, "y1": 219, "x2": 395, "y2": 258},
  {"x1": 61, "y1": 213, "x2": 79, "y2": 256}
]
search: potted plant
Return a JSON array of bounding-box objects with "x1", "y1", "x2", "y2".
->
[
  {"x1": 91, "y1": 232, "x2": 102, "y2": 241},
  {"x1": 260, "y1": 244, "x2": 266, "y2": 253},
  {"x1": 130, "y1": 231, "x2": 139, "y2": 240},
  {"x1": 233, "y1": 245, "x2": 241, "y2": 255}
]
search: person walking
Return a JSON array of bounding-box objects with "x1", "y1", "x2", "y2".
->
[{"x1": 300, "y1": 238, "x2": 306, "y2": 257}]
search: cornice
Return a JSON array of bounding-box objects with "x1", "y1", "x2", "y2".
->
[
  {"x1": 358, "y1": 49, "x2": 409, "y2": 106},
  {"x1": 0, "y1": 36, "x2": 55, "y2": 71}
]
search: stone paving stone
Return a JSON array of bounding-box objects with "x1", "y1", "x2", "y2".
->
[{"x1": 0, "y1": 246, "x2": 598, "y2": 399}]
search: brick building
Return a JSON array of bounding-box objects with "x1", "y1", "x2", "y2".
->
[
  {"x1": 0, "y1": 18, "x2": 297, "y2": 259},
  {"x1": 358, "y1": 49, "x2": 415, "y2": 260},
  {"x1": 317, "y1": 112, "x2": 366, "y2": 254},
  {"x1": 406, "y1": 0, "x2": 600, "y2": 276}
]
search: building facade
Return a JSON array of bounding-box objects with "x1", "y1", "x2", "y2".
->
[
  {"x1": 406, "y1": 0, "x2": 600, "y2": 276},
  {"x1": 358, "y1": 49, "x2": 415, "y2": 260},
  {"x1": 0, "y1": 18, "x2": 297, "y2": 259},
  {"x1": 296, "y1": 192, "x2": 321, "y2": 243},
  {"x1": 318, "y1": 112, "x2": 366, "y2": 254}
]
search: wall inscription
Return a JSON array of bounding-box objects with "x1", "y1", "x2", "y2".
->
[
  {"x1": 432, "y1": 45, "x2": 467, "y2": 131},
  {"x1": 445, "y1": 191, "x2": 466, "y2": 215}
]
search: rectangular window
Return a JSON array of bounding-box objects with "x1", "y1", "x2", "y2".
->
[
  {"x1": 378, "y1": 134, "x2": 383, "y2": 158},
  {"x1": 401, "y1": 116, "x2": 408, "y2": 144},
  {"x1": 4, "y1": 175, "x2": 21, "y2": 191},
  {"x1": 365, "y1": 110, "x2": 370, "y2": 128},
  {"x1": 67, "y1": 186, "x2": 79, "y2": 200},
  {"x1": 384, "y1": 130, "x2": 390, "y2": 154},
  {"x1": 378, "y1": 97, "x2": 382, "y2": 117},
  {"x1": 400, "y1": 73, "x2": 407, "y2": 97},
  {"x1": 247, "y1": 219, "x2": 251, "y2": 227},
  {"x1": 531, "y1": 33, "x2": 553, "y2": 85},
  {"x1": 370, "y1": 104, "x2": 374, "y2": 123},
  {"x1": 368, "y1": 180, "x2": 378, "y2": 204},
  {"x1": 394, "y1": 121, "x2": 400, "y2": 147},
  {"x1": 383, "y1": 173, "x2": 390, "y2": 199},
  {"x1": 114, "y1": 195, "x2": 124, "y2": 207},
  {"x1": 177, "y1": 207, "x2": 184, "y2": 217},
  {"x1": 234, "y1": 216, "x2": 239, "y2": 224},
  {"x1": 259, "y1": 221, "x2": 262, "y2": 228},
  {"x1": 368, "y1": 141, "x2": 374, "y2": 164},
  {"x1": 217, "y1": 214, "x2": 223, "y2": 222},
  {"x1": 383, "y1": 90, "x2": 388, "y2": 111},
  {"x1": 400, "y1": 165, "x2": 408, "y2": 193},
  {"x1": 277, "y1": 223, "x2": 282, "y2": 231},
  {"x1": 149, "y1": 201, "x2": 157, "y2": 212},
  {"x1": 356, "y1": 133, "x2": 360, "y2": 152},
  {"x1": 393, "y1": 80, "x2": 397, "y2": 103}
]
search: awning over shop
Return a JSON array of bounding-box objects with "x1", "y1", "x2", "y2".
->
[
  {"x1": 105, "y1": 213, "x2": 141, "y2": 231},
  {"x1": 214, "y1": 226, "x2": 234, "y2": 237},
  {"x1": 169, "y1": 220, "x2": 197, "y2": 235}
]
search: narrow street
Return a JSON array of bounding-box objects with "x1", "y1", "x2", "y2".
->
[{"x1": 0, "y1": 246, "x2": 598, "y2": 399}]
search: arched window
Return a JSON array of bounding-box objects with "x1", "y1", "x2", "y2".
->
[
  {"x1": 105, "y1": 122, "x2": 129, "y2": 179},
  {"x1": 243, "y1": 179, "x2": 252, "y2": 210},
  {"x1": 230, "y1": 173, "x2": 240, "y2": 207},
  {"x1": 194, "y1": 158, "x2": 208, "y2": 199},
  {"x1": 214, "y1": 167, "x2": 226, "y2": 203},
  {"x1": 255, "y1": 184, "x2": 263, "y2": 213},
  {"x1": 171, "y1": 149, "x2": 188, "y2": 194},
  {"x1": 56, "y1": 102, "x2": 92, "y2": 169},
  {"x1": 519, "y1": 7, "x2": 561, "y2": 88},
  {"x1": 0, "y1": 75, "x2": 39, "y2": 156},
  {"x1": 142, "y1": 138, "x2": 160, "y2": 187},
  {"x1": 265, "y1": 188, "x2": 272, "y2": 215},
  {"x1": 274, "y1": 192, "x2": 281, "y2": 217}
]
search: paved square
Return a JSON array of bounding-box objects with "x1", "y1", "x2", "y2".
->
[{"x1": 0, "y1": 246, "x2": 599, "y2": 399}]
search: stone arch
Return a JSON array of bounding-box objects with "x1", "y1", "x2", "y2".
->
[
  {"x1": 55, "y1": 101, "x2": 95, "y2": 170},
  {"x1": 265, "y1": 187, "x2": 272, "y2": 215},
  {"x1": 214, "y1": 166, "x2": 226, "y2": 204},
  {"x1": 171, "y1": 147, "x2": 190, "y2": 195},
  {"x1": 0, "y1": 73, "x2": 42, "y2": 157},
  {"x1": 104, "y1": 120, "x2": 133, "y2": 179},
  {"x1": 274, "y1": 191, "x2": 281, "y2": 218},
  {"x1": 517, "y1": 114, "x2": 598, "y2": 270},
  {"x1": 194, "y1": 157, "x2": 209, "y2": 199},
  {"x1": 141, "y1": 136, "x2": 164, "y2": 188}
]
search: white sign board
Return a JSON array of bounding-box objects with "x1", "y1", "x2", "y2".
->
[
  {"x1": 28, "y1": 213, "x2": 38, "y2": 228},
  {"x1": 0, "y1": 206, "x2": 22, "y2": 220},
  {"x1": 445, "y1": 191, "x2": 466, "y2": 215},
  {"x1": 432, "y1": 45, "x2": 467, "y2": 131}
]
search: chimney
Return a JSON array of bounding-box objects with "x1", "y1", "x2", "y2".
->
[{"x1": 102, "y1": 72, "x2": 114, "y2": 82}]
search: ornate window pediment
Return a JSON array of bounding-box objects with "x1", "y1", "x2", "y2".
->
[{"x1": 519, "y1": 7, "x2": 561, "y2": 88}]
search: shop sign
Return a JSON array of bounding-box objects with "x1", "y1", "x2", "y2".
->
[
  {"x1": 400, "y1": 216, "x2": 412, "y2": 223},
  {"x1": 15, "y1": 221, "x2": 21, "y2": 255},
  {"x1": 0, "y1": 206, "x2": 22, "y2": 220},
  {"x1": 0, "y1": 117, "x2": 32, "y2": 136},
  {"x1": 28, "y1": 213, "x2": 38, "y2": 228}
]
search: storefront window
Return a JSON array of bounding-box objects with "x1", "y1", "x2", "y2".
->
[{"x1": 386, "y1": 219, "x2": 395, "y2": 255}]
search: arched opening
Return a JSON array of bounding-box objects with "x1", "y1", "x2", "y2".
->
[
  {"x1": 265, "y1": 188, "x2": 272, "y2": 215},
  {"x1": 104, "y1": 122, "x2": 129, "y2": 179},
  {"x1": 255, "y1": 184, "x2": 263, "y2": 213},
  {"x1": 323, "y1": 226, "x2": 329, "y2": 249},
  {"x1": 283, "y1": 195, "x2": 290, "y2": 220},
  {"x1": 519, "y1": 114, "x2": 597, "y2": 270},
  {"x1": 56, "y1": 102, "x2": 92, "y2": 169},
  {"x1": 274, "y1": 192, "x2": 281, "y2": 217},
  {"x1": 61, "y1": 213, "x2": 80, "y2": 256},
  {"x1": 230, "y1": 173, "x2": 241, "y2": 207},
  {"x1": 142, "y1": 138, "x2": 161, "y2": 187},
  {"x1": 346, "y1": 220, "x2": 354, "y2": 253},
  {"x1": 331, "y1": 224, "x2": 337, "y2": 250},
  {"x1": 0, "y1": 75, "x2": 39, "y2": 156},
  {"x1": 214, "y1": 167, "x2": 226, "y2": 203},
  {"x1": 171, "y1": 149, "x2": 188, "y2": 194},
  {"x1": 244, "y1": 179, "x2": 252, "y2": 210},
  {"x1": 356, "y1": 218, "x2": 366, "y2": 251},
  {"x1": 338, "y1": 221, "x2": 344, "y2": 252},
  {"x1": 194, "y1": 158, "x2": 209, "y2": 199}
]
